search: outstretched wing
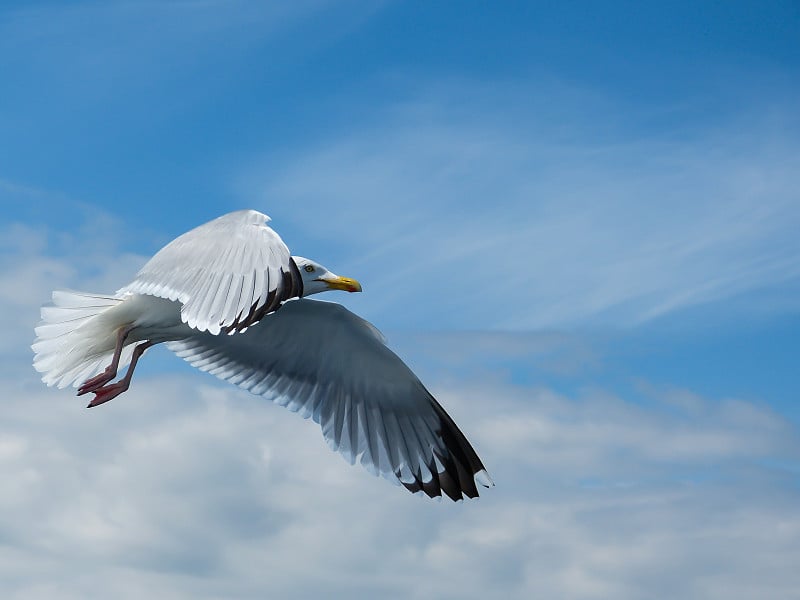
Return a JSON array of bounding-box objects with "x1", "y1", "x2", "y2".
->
[
  {"x1": 166, "y1": 299, "x2": 493, "y2": 500},
  {"x1": 120, "y1": 210, "x2": 302, "y2": 335}
]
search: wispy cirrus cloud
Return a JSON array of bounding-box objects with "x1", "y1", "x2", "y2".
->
[
  {"x1": 0, "y1": 0, "x2": 385, "y2": 159},
  {"x1": 0, "y1": 0, "x2": 356, "y2": 81},
  {"x1": 240, "y1": 81, "x2": 800, "y2": 331}
]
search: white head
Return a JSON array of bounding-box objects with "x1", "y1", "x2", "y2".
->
[{"x1": 293, "y1": 256, "x2": 362, "y2": 297}]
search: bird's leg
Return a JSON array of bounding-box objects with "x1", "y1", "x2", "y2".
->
[
  {"x1": 77, "y1": 325, "x2": 134, "y2": 395},
  {"x1": 86, "y1": 340, "x2": 155, "y2": 408}
]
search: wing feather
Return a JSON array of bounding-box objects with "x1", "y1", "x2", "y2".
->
[
  {"x1": 166, "y1": 299, "x2": 492, "y2": 500},
  {"x1": 119, "y1": 210, "x2": 302, "y2": 334}
]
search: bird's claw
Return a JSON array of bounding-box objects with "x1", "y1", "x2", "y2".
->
[
  {"x1": 85, "y1": 383, "x2": 126, "y2": 408},
  {"x1": 77, "y1": 369, "x2": 115, "y2": 396}
]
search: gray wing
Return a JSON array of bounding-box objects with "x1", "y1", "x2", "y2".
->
[
  {"x1": 165, "y1": 299, "x2": 493, "y2": 501},
  {"x1": 120, "y1": 210, "x2": 302, "y2": 334}
]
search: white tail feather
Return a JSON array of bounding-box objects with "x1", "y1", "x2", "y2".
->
[{"x1": 32, "y1": 290, "x2": 135, "y2": 389}]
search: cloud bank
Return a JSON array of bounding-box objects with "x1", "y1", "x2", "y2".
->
[{"x1": 1, "y1": 214, "x2": 798, "y2": 599}]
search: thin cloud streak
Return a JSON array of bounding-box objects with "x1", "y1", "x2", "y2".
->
[
  {"x1": 241, "y1": 82, "x2": 800, "y2": 331},
  {"x1": 1, "y1": 0, "x2": 334, "y2": 71}
]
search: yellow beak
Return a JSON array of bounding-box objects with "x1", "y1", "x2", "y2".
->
[{"x1": 321, "y1": 276, "x2": 363, "y2": 293}]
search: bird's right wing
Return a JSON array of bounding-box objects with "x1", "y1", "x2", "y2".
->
[
  {"x1": 120, "y1": 210, "x2": 302, "y2": 335},
  {"x1": 165, "y1": 299, "x2": 493, "y2": 501}
]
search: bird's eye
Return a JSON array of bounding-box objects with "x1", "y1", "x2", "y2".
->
[{"x1": 304, "y1": 265, "x2": 315, "y2": 273}]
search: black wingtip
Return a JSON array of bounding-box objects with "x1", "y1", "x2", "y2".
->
[
  {"x1": 423, "y1": 395, "x2": 491, "y2": 501},
  {"x1": 396, "y1": 443, "x2": 492, "y2": 502}
]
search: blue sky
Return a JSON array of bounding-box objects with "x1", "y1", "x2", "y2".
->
[{"x1": 2, "y1": 2, "x2": 799, "y2": 598}]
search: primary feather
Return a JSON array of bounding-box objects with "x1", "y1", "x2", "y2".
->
[{"x1": 167, "y1": 299, "x2": 493, "y2": 500}]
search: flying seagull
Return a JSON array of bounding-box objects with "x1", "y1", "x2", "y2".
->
[{"x1": 32, "y1": 209, "x2": 493, "y2": 501}]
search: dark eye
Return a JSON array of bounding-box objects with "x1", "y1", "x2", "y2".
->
[{"x1": 304, "y1": 265, "x2": 315, "y2": 273}]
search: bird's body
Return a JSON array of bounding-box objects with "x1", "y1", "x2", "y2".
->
[
  {"x1": 33, "y1": 209, "x2": 492, "y2": 500},
  {"x1": 34, "y1": 292, "x2": 186, "y2": 389}
]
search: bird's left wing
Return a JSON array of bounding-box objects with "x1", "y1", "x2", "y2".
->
[
  {"x1": 120, "y1": 210, "x2": 302, "y2": 334},
  {"x1": 165, "y1": 299, "x2": 493, "y2": 501}
]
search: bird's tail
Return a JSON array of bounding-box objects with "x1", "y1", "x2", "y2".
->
[{"x1": 32, "y1": 290, "x2": 133, "y2": 389}]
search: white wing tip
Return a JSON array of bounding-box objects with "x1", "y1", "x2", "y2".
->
[
  {"x1": 235, "y1": 209, "x2": 271, "y2": 224},
  {"x1": 475, "y1": 469, "x2": 494, "y2": 488}
]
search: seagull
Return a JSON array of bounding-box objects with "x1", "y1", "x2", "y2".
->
[{"x1": 32, "y1": 209, "x2": 493, "y2": 500}]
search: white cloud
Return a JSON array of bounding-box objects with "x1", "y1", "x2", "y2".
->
[
  {"x1": 0, "y1": 213, "x2": 148, "y2": 365},
  {"x1": 3, "y1": 194, "x2": 799, "y2": 599},
  {"x1": 239, "y1": 82, "x2": 800, "y2": 331},
  {"x1": 471, "y1": 383, "x2": 796, "y2": 475},
  {"x1": 3, "y1": 370, "x2": 799, "y2": 599}
]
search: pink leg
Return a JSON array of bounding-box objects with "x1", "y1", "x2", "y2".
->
[
  {"x1": 78, "y1": 326, "x2": 134, "y2": 396},
  {"x1": 86, "y1": 341, "x2": 155, "y2": 408}
]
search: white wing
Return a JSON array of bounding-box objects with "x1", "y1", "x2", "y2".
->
[
  {"x1": 166, "y1": 299, "x2": 493, "y2": 500},
  {"x1": 120, "y1": 210, "x2": 302, "y2": 334}
]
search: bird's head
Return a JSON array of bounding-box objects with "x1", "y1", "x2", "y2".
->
[{"x1": 293, "y1": 256, "x2": 362, "y2": 297}]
